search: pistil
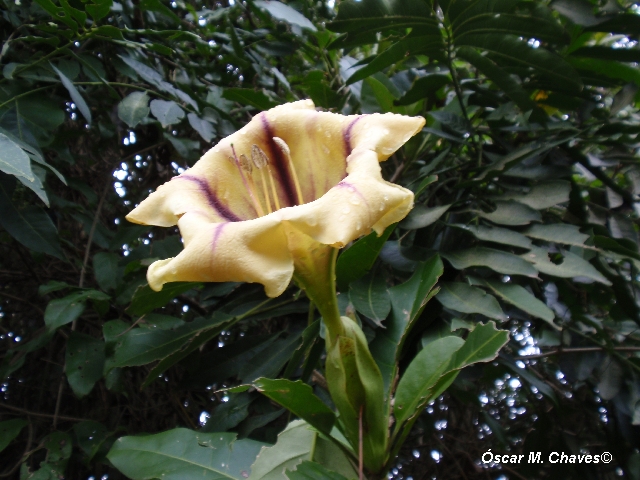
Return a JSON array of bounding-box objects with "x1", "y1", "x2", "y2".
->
[{"x1": 272, "y1": 136, "x2": 304, "y2": 206}]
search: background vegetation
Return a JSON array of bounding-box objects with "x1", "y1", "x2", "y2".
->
[{"x1": 1, "y1": 0, "x2": 639, "y2": 478}]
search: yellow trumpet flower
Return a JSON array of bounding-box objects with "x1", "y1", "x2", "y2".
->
[{"x1": 126, "y1": 100, "x2": 425, "y2": 302}]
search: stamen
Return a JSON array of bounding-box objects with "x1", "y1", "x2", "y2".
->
[
  {"x1": 230, "y1": 144, "x2": 264, "y2": 218},
  {"x1": 272, "y1": 136, "x2": 304, "y2": 206},
  {"x1": 251, "y1": 146, "x2": 272, "y2": 214},
  {"x1": 239, "y1": 154, "x2": 265, "y2": 217},
  {"x1": 251, "y1": 144, "x2": 280, "y2": 211}
]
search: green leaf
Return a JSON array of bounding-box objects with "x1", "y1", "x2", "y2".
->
[
  {"x1": 108, "y1": 429, "x2": 266, "y2": 480},
  {"x1": 400, "y1": 204, "x2": 451, "y2": 230},
  {"x1": 44, "y1": 290, "x2": 108, "y2": 330},
  {"x1": 436, "y1": 282, "x2": 507, "y2": 321},
  {"x1": 150, "y1": 99, "x2": 185, "y2": 127},
  {"x1": 498, "y1": 180, "x2": 571, "y2": 209},
  {"x1": 0, "y1": 176, "x2": 64, "y2": 259},
  {"x1": 239, "y1": 330, "x2": 304, "y2": 383},
  {"x1": 568, "y1": 57, "x2": 640, "y2": 87},
  {"x1": 254, "y1": 1, "x2": 317, "y2": 31},
  {"x1": 452, "y1": 224, "x2": 532, "y2": 249},
  {"x1": 222, "y1": 88, "x2": 279, "y2": 110},
  {"x1": 471, "y1": 277, "x2": 557, "y2": 327},
  {"x1": 203, "y1": 392, "x2": 253, "y2": 433},
  {"x1": 51, "y1": 64, "x2": 92, "y2": 124},
  {"x1": 571, "y1": 46, "x2": 640, "y2": 64},
  {"x1": 346, "y1": 35, "x2": 444, "y2": 85},
  {"x1": 73, "y1": 421, "x2": 110, "y2": 462},
  {"x1": 249, "y1": 420, "x2": 316, "y2": 480},
  {"x1": 442, "y1": 247, "x2": 539, "y2": 278},
  {"x1": 85, "y1": 0, "x2": 112, "y2": 21},
  {"x1": 457, "y1": 46, "x2": 539, "y2": 115},
  {"x1": 395, "y1": 74, "x2": 450, "y2": 106},
  {"x1": 286, "y1": 462, "x2": 349, "y2": 480},
  {"x1": 0, "y1": 132, "x2": 34, "y2": 181},
  {"x1": 394, "y1": 336, "x2": 464, "y2": 427},
  {"x1": 349, "y1": 272, "x2": 391, "y2": 326},
  {"x1": 394, "y1": 322, "x2": 509, "y2": 431},
  {"x1": 252, "y1": 378, "x2": 336, "y2": 436},
  {"x1": 66, "y1": 332, "x2": 105, "y2": 398},
  {"x1": 127, "y1": 282, "x2": 199, "y2": 315},
  {"x1": 33, "y1": 0, "x2": 80, "y2": 30},
  {"x1": 476, "y1": 200, "x2": 542, "y2": 225},
  {"x1": 0, "y1": 418, "x2": 28, "y2": 453},
  {"x1": 369, "y1": 256, "x2": 443, "y2": 398},
  {"x1": 336, "y1": 224, "x2": 394, "y2": 291},
  {"x1": 117, "y1": 92, "x2": 150, "y2": 128},
  {"x1": 111, "y1": 314, "x2": 229, "y2": 368},
  {"x1": 187, "y1": 113, "x2": 216, "y2": 143},
  {"x1": 448, "y1": 321, "x2": 510, "y2": 369},
  {"x1": 456, "y1": 34, "x2": 582, "y2": 90},
  {"x1": 329, "y1": 0, "x2": 435, "y2": 34},
  {"x1": 521, "y1": 246, "x2": 612, "y2": 285},
  {"x1": 525, "y1": 223, "x2": 589, "y2": 246},
  {"x1": 93, "y1": 252, "x2": 120, "y2": 291}
]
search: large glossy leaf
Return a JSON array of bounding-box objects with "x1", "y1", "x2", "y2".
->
[
  {"x1": 453, "y1": 224, "x2": 532, "y2": 249},
  {"x1": 521, "y1": 246, "x2": 612, "y2": 285},
  {"x1": 108, "y1": 429, "x2": 266, "y2": 480},
  {"x1": 0, "y1": 418, "x2": 28, "y2": 453},
  {"x1": 476, "y1": 200, "x2": 542, "y2": 225},
  {"x1": 127, "y1": 282, "x2": 200, "y2": 315},
  {"x1": 456, "y1": 34, "x2": 582, "y2": 90},
  {"x1": 254, "y1": 1, "x2": 317, "y2": 31},
  {"x1": 65, "y1": 332, "x2": 105, "y2": 398},
  {"x1": 346, "y1": 34, "x2": 444, "y2": 84},
  {"x1": 248, "y1": 420, "x2": 317, "y2": 480},
  {"x1": 252, "y1": 378, "x2": 336, "y2": 435},
  {"x1": 111, "y1": 313, "x2": 231, "y2": 368},
  {"x1": 369, "y1": 256, "x2": 443, "y2": 398},
  {"x1": 349, "y1": 271, "x2": 390, "y2": 326},
  {"x1": 394, "y1": 322, "x2": 509, "y2": 428},
  {"x1": 498, "y1": 180, "x2": 571, "y2": 209},
  {"x1": 442, "y1": 247, "x2": 539, "y2": 278},
  {"x1": 329, "y1": 0, "x2": 435, "y2": 34},
  {"x1": 336, "y1": 224, "x2": 394, "y2": 291},
  {"x1": 470, "y1": 277, "x2": 557, "y2": 327},
  {"x1": 0, "y1": 132, "x2": 34, "y2": 181},
  {"x1": 393, "y1": 336, "x2": 464, "y2": 427},
  {"x1": 0, "y1": 176, "x2": 63, "y2": 259},
  {"x1": 457, "y1": 46, "x2": 538, "y2": 115},
  {"x1": 436, "y1": 282, "x2": 506, "y2": 321},
  {"x1": 286, "y1": 462, "x2": 349, "y2": 480},
  {"x1": 400, "y1": 204, "x2": 451, "y2": 230},
  {"x1": 525, "y1": 223, "x2": 589, "y2": 246},
  {"x1": 45, "y1": 291, "x2": 110, "y2": 330}
]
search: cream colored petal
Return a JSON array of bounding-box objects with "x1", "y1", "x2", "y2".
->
[
  {"x1": 282, "y1": 148, "x2": 414, "y2": 247},
  {"x1": 348, "y1": 113, "x2": 426, "y2": 160},
  {"x1": 147, "y1": 213, "x2": 293, "y2": 298}
]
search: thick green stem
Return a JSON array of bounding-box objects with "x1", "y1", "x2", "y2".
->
[{"x1": 292, "y1": 244, "x2": 344, "y2": 345}]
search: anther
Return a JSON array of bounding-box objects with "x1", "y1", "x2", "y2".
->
[
  {"x1": 273, "y1": 136, "x2": 304, "y2": 206},
  {"x1": 231, "y1": 144, "x2": 264, "y2": 217},
  {"x1": 251, "y1": 144, "x2": 280, "y2": 212}
]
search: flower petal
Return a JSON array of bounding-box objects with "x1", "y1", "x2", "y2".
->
[
  {"x1": 147, "y1": 213, "x2": 294, "y2": 297},
  {"x1": 347, "y1": 113, "x2": 426, "y2": 159},
  {"x1": 282, "y1": 148, "x2": 414, "y2": 247}
]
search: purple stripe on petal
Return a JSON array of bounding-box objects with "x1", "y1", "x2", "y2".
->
[
  {"x1": 179, "y1": 175, "x2": 241, "y2": 222},
  {"x1": 337, "y1": 180, "x2": 369, "y2": 207},
  {"x1": 343, "y1": 116, "x2": 367, "y2": 155},
  {"x1": 260, "y1": 113, "x2": 297, "y2": 207},
  {"x1": 211, "y1": 222, "x2": 227, "y2": 252}
]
